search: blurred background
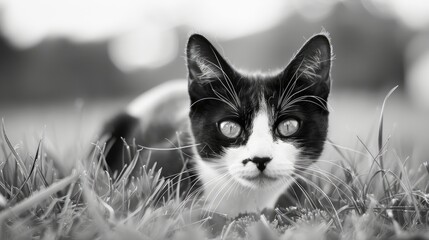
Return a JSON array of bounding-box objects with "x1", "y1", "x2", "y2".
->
[{"x1": 0, "y1": 0, "x2": 428, "y2": 161}]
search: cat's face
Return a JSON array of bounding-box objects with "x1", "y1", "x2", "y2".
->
[{"x1": 186, "y1": 34, "x2": 331, "y2": 190}]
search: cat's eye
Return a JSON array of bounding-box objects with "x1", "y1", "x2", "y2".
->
[
  {"x1": 219, "y1": 120, "x2": 241, "y2": 139},
  {"x1": 277, "y1": 119, "x2": 300, "y2": 137}
]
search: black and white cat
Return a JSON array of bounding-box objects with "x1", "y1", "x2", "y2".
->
[{"x1": 101, "y1": 33, "x2": 332, "y2": 217}]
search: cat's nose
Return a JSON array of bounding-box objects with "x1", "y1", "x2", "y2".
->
[{"x1": 251, "y1": 157, "x2": 272, "y2": 172}]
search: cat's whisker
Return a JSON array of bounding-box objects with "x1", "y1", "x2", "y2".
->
[
  {"x1": 290, "y1": 176, "x2": 322, "y2": 207},
  {"x1": 169, "y1": 165, "x2": 227, "y2": 198},
  {"x1": 309, "y1": 159, "x2": 355, "y2": 172},
  {"x1": 293, "y1": 167, "x2": 357, "y2": 202},
  {"x1": 295, "y1": 158, "x2": 360, "y2": 185},
  {"x1": 324, "y1": 141, "x2": 368, "y2": 158},
  {"x1": 149, "y1": 165, "x2": 200, "y2": 191},
  {"x1": 288, "y1": 95, "x2": 328, "y2": 108},
  {"x1": 277, "y1": 58, "x2": 306, "y2": 108},
  {"x1": 294, "y1": 174, "x2": 346, "y2": 230},
  {"x1": 198, "y1": 55, "x2": 241, "y2": 110},
  {"x1": 299, "y1": 165, "x2": 354, "y2": 187},
  {"x1": 193, "y1": 170, "x2": 228, "y2": 194},
  {"x1": 187, "y1": 170, "x2": 227, "y2": 197},
  {"x1": 190, "y1": 96, "x2": 239, "y2": 115},
  {"x1": 226, "y1": 179, "x2": 240, "y2": 201},
  {"x1": 200, "y1": 172, "x2": 231, "y2": 212},
  {"x1": 280, "y1": 93, "x2": 329, "y2": 115},
  {"x1": 281, "y1": 57, "x2": 318, "y2": 106},
  {"x1": 204, "y1": 176, "x2": 235, "y2": 213},
  {"x1": 294, "y1": 174, "x2": 342, "y2": 225},
  {"x1": 285, "y1": 175, "x2": 315, "y2": 209},
  {"x1": 244, "y1": 180, "x2": 256, "y2": 196},
  {"x1": 277, "y1": 78, "x2": 298, "y2": 112},
  {"x1": 280, "y1": 81, "x2": 314, "y2": 110},
  {"x1": 161, "y1": 166, "x2": 198, "y2": 179},
  {"x1": 278, "y1": 53, "x2": 332, "y2": 112},
  {"x1": 207, "y1": 48, "x2": 241, "y2": 107},
  {"x1": 210, "y1": 177, "x2": 239, "y2": 215},
  {"x1": 173, "y1": 171, "x2": 230, "y2": 216},
  {"x1": 212, "y1": 88, "x2": 240, "y2": 114},
  {"x1": 306, "y1": 159, "x2": 364, "y2": 183},
  {"x1": 286, "y1": 177, "x2": 307, "y2": 208},
  {"x1": 285, "y1": 95, "x2": 329, "y2": 111},
  {"x1": 137, "y1": 144, "x2": 200, "y2": 152}
]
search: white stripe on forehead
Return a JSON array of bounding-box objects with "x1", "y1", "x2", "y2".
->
[{"x1": 246, "y1": 96, "x2": 273, "y2": 158}]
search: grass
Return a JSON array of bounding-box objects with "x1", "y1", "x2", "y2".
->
[{"x1": 1, "y1": 89, "x2": 429, "y2": 239}]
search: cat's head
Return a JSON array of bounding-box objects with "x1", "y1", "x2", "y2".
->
[{"x1": 186, "y1": 33, "x2": 332, "y2": 189}]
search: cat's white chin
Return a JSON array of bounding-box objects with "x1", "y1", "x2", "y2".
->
[{"x1": 234, "y1": 173, "x2": 283, "y2": 189}]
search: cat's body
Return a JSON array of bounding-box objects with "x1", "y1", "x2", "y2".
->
[{"x1": 101, "y1": 33, "x2": 332, "y2": 217}]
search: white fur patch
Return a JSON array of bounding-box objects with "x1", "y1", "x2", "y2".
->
[
  {"x1": 126, "y1": 79, "x2": 188, "y2": 117},
  {"x1": 126, "y1": 79, "x2": 189, "y2": 135},
  {"x1": 196, "y1": 102, "x2": 300, "y2": 217}
]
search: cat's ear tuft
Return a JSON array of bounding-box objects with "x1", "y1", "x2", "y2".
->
[
  {"x1": 186, "y1": 34, "x2": 231, "y2": 84},
  {"x1": 286, "y1": 34, "x2": 332, "y2": 98}
]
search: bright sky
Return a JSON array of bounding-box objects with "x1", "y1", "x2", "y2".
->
[{"x1": 0, "y1": 0, "x2": 428, "y2": 71}]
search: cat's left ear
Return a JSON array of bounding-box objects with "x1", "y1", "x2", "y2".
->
[
  {"x1": 285, "y1": 34, "x2": 332, "y2": 99},
  {"x1": 186, "y1": 34, "x2": 233, "y2": 84}
]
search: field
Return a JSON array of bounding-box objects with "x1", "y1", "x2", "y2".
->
[{"x1": 1, "y1": 89, "x2": 429, "y2": 239}]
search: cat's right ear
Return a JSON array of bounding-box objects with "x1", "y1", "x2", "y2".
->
[
  {"x1": 186, "y1": 34, "x2": 232, "y2": 85},
  {"x1": 284, "y1": 34, "x2": 332, "y2": 99}
]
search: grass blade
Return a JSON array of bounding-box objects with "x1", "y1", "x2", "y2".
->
[
  {"x1": 0, "y1": 171, "x2": 80, "y2": 225},
  {"x1": 1, "y1": 119, "x2": 28, "y2": 177},
  {"x1": 8, "y1": 139, "x2": 42, "y2": 204},
  {"x1": 378, "y1": 85, "x2": 398, "y2": 170},
  {"x1": 378, "y1": 86, "x2": 398, "y2": 199}
]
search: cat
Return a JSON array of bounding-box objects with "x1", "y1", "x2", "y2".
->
[{"x1": 100, "y1": 33, "x2": 332, "y2": 218}]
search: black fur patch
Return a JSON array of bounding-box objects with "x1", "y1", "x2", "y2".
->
[
  {"x1": 101, "y1": 112, "x2": 141, "y2": 172},
  {"x1": 101, "y1": 111, "x2": 200, "y2": 196}
]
